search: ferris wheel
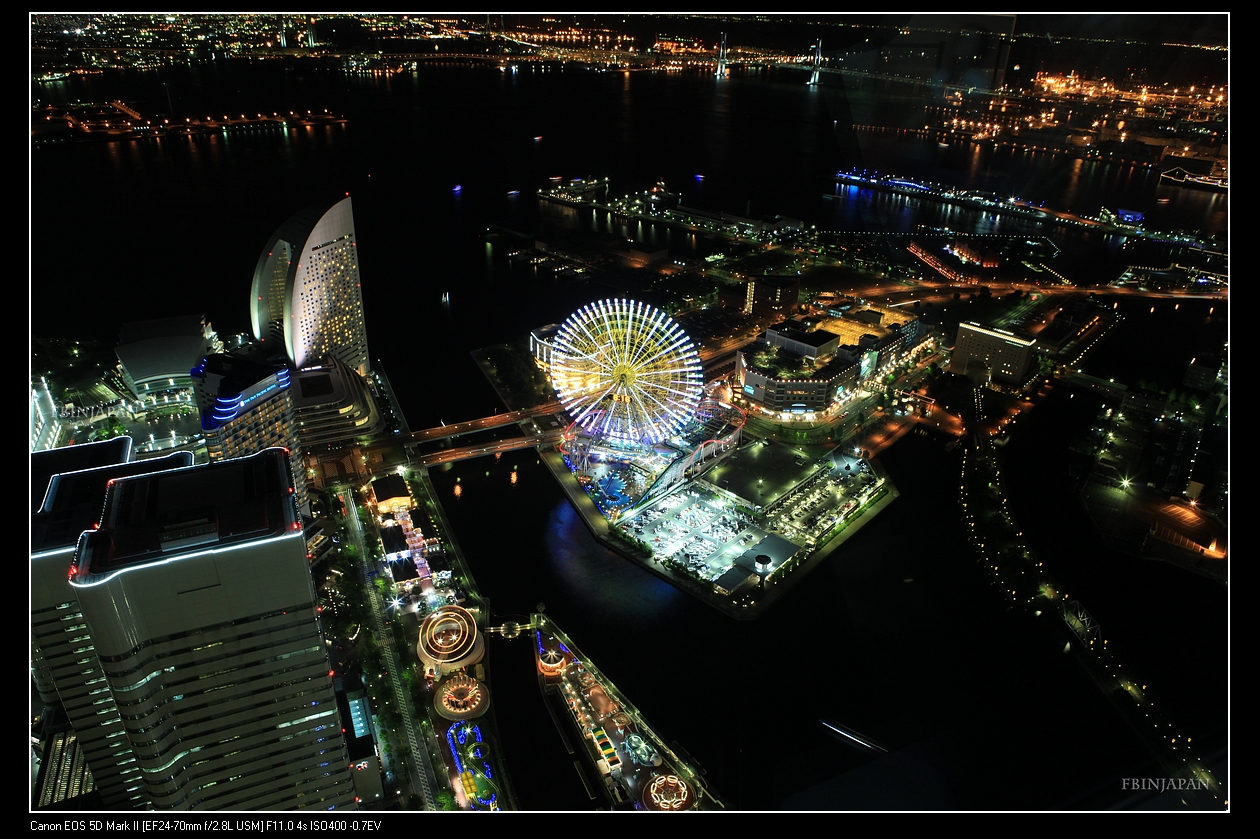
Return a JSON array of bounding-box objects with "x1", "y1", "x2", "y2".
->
[{"x1": 551, "y1": 299, "x2": 704, "y2": 448}]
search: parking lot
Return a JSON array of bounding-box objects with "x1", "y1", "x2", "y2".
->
[
  {"x1": 618, "y1": 443, "x2": 883, "y2": 582},
  {"x1": 760, "y1": 455, "x2": 879, "y2": 546},
  {"x1": 621, "y1": 487, "x2": 772, "y2": 583}
]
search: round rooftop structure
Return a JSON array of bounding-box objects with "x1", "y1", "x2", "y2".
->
[
  {"x1": 434, "y1": 672, "x2": 489, "y2": 721},
  {"x1": 642, "y1": 774, "x2": 695, "y2": 811},
  {"x1": 538, "y1": 647, "x2": 566, "y2": 676},
  {"x1": 417, "y1": 605, "x2": 483, "y2": 677}
]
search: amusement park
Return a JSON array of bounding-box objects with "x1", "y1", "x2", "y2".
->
[
  {"x1": 550, "y1": 298, "x2": 747, "y2": 521},
  {"x1": 542, "y1": 298, "x2": 897, "y2": 615}
]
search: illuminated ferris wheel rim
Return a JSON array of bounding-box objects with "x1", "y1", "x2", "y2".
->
[{"x1": 550, "y1": 299, "x2": 703, "y2": 447}]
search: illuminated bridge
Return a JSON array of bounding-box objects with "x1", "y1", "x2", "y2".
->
[
  {"x1": 401, "y1": 402, "x2": 562, "y2": 444},
  {"x1": 412, "y1": 429, "x2": 565, "y2": 466}
]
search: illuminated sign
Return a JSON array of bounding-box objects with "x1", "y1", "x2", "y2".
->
[{"x1": 240, "y1": 380, "x2": 282, "y2": 408}]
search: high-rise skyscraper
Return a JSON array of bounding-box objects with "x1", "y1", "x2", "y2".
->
[
  {"x1": 67, "y1": 448, "x2": 355, "y2": 810},
  {"x1": 32, "y1": 438, "x2": 193, "y2": 809},
  {"x1": 250, "y1": 196, "x2": 370, "y2": 377}
]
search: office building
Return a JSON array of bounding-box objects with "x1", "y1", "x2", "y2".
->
[
  {"x1": 32, "y1": 437, "x2": 194, "y2": 809},
  {"x1": 191, "y1": 354, "x2": 308, "y2": 515},
  {"x1": 741, "y1": 276, "x2": 801, "y2": 319},
  {"x1": 67, "y1": 449, "x2": 354, "y2": 810},
  {"x1": 250, "y1": 196, "x2": 370, "y2": 377},
  {"x1": 949, "y1": 322, "x2": 1036, "y2": 387}
]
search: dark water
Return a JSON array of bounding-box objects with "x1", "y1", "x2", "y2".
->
[
  {"x1": 434, "y1": 431, "x2": 1156, "y2": 810},
  {"x1": 33, "y1": 62, "x2": 1225, "y2": 360},
  {"x1": 31, "y1": 63, "x2": 1227, "y2": 809}
]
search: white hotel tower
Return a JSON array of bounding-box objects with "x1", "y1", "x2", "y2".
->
[
  {"x1": 250, "y1": 196, "x2": 370, "y2": 377},
  {"x1": 67, "y1": 449, "x2": 354, "y2": 811}
]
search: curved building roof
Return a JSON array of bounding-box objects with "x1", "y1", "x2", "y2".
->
[{"x1": 250, "y1": 196, "x2": 370, "y2": 375}]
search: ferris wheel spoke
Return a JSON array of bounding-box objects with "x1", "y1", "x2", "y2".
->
[
  {"x1": 596, "y1": 301, "x2": 625, "y2": 369},
  {"x1": 631, "y1": 385, "x2": 682, "y2": 437},
  {"x1": 625, "y1": 309, "x2": 673, "y2": 368},
  {"x1": 567, "y1": 316, "x2": 614, "y2": 371},
  {"x1": 626, "y1": 332, "x2": 698, "y2": 373},
  {"x1": 570, "y1": 382, "x2": 619, "y2": 429},
  {"x1": 623, "y1": 302, "x2": 638, "y2": 370}
]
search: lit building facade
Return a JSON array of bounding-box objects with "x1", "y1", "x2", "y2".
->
[
  {"x1": 949, "y1": 322, "x2": 1035, "y2": 386},
  {"x1": 32, "y1": 438, "x2": 194, "y2": 809},
  {"x1": 291, "y1": 356, "x2": 385, "y2": 447},
  {"x1": 737, "y1": 350, "x2": 860, "y2": 416},
  {"x1": 251, "y1": 197, "x2": 370, "y2": 376},
  {"x1": 30, "y1": 377, "x2": 62, "y2": 452},
  {"x1": 191, "y1": 355, "x2": 307, "y2": 515},
  {"x1": 67, "y1": 449, "x2": 354, "y2": 811},
  {"x1": 735, "y1": 316, "x2": 920, "y2": 418}
]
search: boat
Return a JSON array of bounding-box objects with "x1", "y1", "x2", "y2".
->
[
  {"x1": 1159, "y1": 166, "x2": 1227, "y2": 192},
  {"x1": 1184, "y1": 174, "x2": 1227, "y2": 192}
]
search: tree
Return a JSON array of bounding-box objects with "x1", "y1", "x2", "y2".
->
[{"x1": 435, "y1": 790, "x2": 457, "y2": 811}]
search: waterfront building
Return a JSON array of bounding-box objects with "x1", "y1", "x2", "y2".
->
[
  {"x1": 291, "y1": 356, "x2": 385, "y2": 447},
  {"x1": 116, "y1": 315, "x2": 222, "y2": 403},
  {"x1": 191, "y1": 354, "x2": 307, "y2": 515},
  {"x1": 529, "y1": 323, "x2": 562, "y2": 366},
  {"x1": 370, "y1": 474, "x2": 410, "y2": 515},
  {"x1": 67, "y1": 449, "x2": 355, "y2": 811},
  {"x1": 737, "y1": 348, "x2": 860, "y2": 417},
  {"x1": 31, "y1": 437, "x2": 194, "y2": 809},
  {"x1": 765, "y1": 321, "x2": 841, "y2": 359},
  {"x1": 250, "y1": 196, "x2": 371, "y2": 377},
  {"x1": 416, "y1": 605, "x2": 484, "y2": 680},
  {"x1": 736, "y1": 308, "x2": 921, "y2": 418},
  {"x1": 1183, "y1": 355, "x2": 1223, "y2": 392},
  {"x1": 949, "y1": 322, "x2": 1035, "y2": 386}
]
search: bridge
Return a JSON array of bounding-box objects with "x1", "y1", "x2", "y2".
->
[
  {"x1": 413, "y1": 429, "x2": 565, "y2": 466},
  {"x1": 402, "y1": 401, "x2": 562, "y2": 444}
]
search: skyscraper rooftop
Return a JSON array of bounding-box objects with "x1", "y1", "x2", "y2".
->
[{"x1": 66, "y1": 449, "x2": 354, "y2": 810}]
